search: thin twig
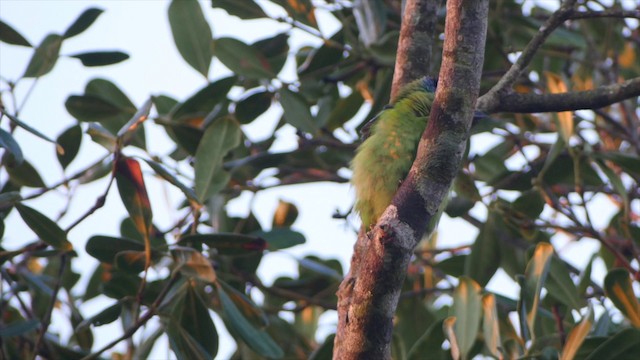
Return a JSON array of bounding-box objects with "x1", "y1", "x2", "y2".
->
[{"x1": 80, "y1": 272, "x2": 181, "y2": 360}]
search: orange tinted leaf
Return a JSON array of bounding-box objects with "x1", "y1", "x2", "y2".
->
[{"x1": 115, "y1": 157, "x2": 152, "y2": 239}]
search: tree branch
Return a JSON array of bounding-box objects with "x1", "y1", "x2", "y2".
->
[
  {"x1": 482, "y1": 77, "x2": 640, "y2": 113},
  {"x1": 568, "y1": 8, "x2": 640, "y2": 20},
  {"x1": 477, "y1": 0, "x2": 578, "y2": 112},
  {"x1": 390, "y1": 0, "x2": 441, "y2": 101},
  {"x1": 333, "y1": 0, "x2": 488, "y2": 358}
]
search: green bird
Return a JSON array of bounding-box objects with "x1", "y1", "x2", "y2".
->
[{"x1": 351, "y1": 76, "x2": 438, "y2": 232}]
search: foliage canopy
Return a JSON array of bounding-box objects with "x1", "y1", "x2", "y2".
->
[{"x1": 1, "y1": 0, "x2": 639, "y2": 359}]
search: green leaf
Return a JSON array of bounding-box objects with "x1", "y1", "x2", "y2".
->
[
  {"x1": 65, "y1": 95, "x2": 125, "y2": 122},
  {"x1": 180, "y1": 233, "x2": 266, "y2": 255},
  {"x1": 584, "y1": 328, "x2": 640, "y2": 360},
  {"x1": 595, "y1": 151, "x2": 640, "y2": 179},
  {"x1": 253, "y1": 32, "x2": 289, "y2": 75},
  {"x1": 143, "y1": 159, "x2": 200, "y2": 204},
  {"x1": 172, "y1": 247, "x2": 217, "y2": 283},
  {"x1": 560, "y1": 306, "x2": 593, "y2": 360},
  {"x1": 76, "y1": 302, "x2": 122, "y2": 330},
  {"x1": 86, "y1": 123, "x2": 117, "y2": 151},
  {"x1": 0, "y1": 20, "x2": 31, "y2": 46},
  {"x1": 251, "y1": 228, "x2": 305, "y2": 250},
  {"x1": 194, "y1": 116, "x2": 241, "y2": 201},
  {"x1": 464, "y1": 208, "x2": 502, "y2": 286},
  {"x1": 117, "y1": 98, "x2": 152, "y2": 140},
  {"x1": 69, "y1": 51, "x2": 129, "y2": 66},
  {"x1": 115, "y1": 157, "x2": 153, "y2": 239},
  {"x1": 170, "y1": 76, "x2": 235, "y2": 122},
  {"x1": 214, "y1": 37, "x2": 274, "y2": 79},
  {"x1": 0, "y1": 128, "x2": 24, "y2": 165},
  {"x1": 168, "y1": 0, "x2": 213, "y2": 77},
  {"x1": 153, "y1": 95, "x2": 178, "y2": 116},
  {"x1": 482, "y1": 294, "x2": 502, "y2": 360},
  {"x1": 595, "y1": 159, "x2": 629, "y2": 216},
  {"x1": 450, "y1": 276, "x2": 482, "y2": 360},
  {"x1": 167, "y1": 283, "x2": 218, "y2": 360},
  {"x1": 85, "y1": 235, "x2": 145, "y2": 263},
  {"x1": 115, "y1": 250, "x2": 147, "y2": 273},
  {"x1": 218, "y1": 285, "x2": 283, "y2": 358},
  {"x1": 278, "y1": 87, "x2": 317, "y2": 133},
  {"x1": 0, "y1": 191, "x2": 22, "y2": 210},
  {"x1": 15, "y1": 204, "x2": 72, "y2": 250},
  {"x1": 604, "y1": 268, "x2": 640, "y2": 327},
  {"x1": 63, "y1": 8, "x2": 103, "y2": 39},
  {"x1": 23, "y1": 33, "x2": 63, "y2": 78},
  {"x1": 546, "y1": 256, "x2": 584, "y2": 309},
  {"x1": 0, "y1": 319, "x2": 40, "y2": 338},
  {"x1": 235, "y1": 91, "x2": 272, "y2": 124},
  {"x1": 512, "y1": 190, "x2": 545, "y2": 219},
  {"x1": 522, "y1": 242, "x2": 554, "y2": 340},
  {"x1": 324, "y1": 90, "x2": 364, "y2": 130},
  {"x1": 211, "y1": 0, "x2": 267, "y2": 19},
  {"x1": 56, "y1": 125, "x2": 82, "y2": 169},
  {"x1": 5, "y1": 158, "x2": 45, "y2": 188}
]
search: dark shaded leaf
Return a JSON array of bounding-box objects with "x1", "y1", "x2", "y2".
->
[
  {"x1": 512, "y1": 190, "x2": 545, "y2": 219},
  {"x1": 604, "y1": 268, "x2": 640, "y2": 327},
  {"x1": 235, "y1": 91, "x2": 272, "y2": 124},
  {"x1": 171, "y1": 76, "x2": 235, "y2": 122},
  {"x1": 584, "y1": 328, "x2": 640, "y2": 360},
  {"x1": 253, "y1": 32, "x2": 289, "y2": 75},
  {"x1": 56, "y1": 125, "x2": 82, "y2": 169},
  {"x1": 546, "y1": 256, "x2": 584, "y2": 309},
  {"x1": 218, "y1": 285, "x2": 283, "y2": 358},
  {"x1": 324, "y1": 90, "x2": 364, "y2": 130},
  {"x1": 167, "y1": 284, "x2": 218, "y2": 360},
  {"x1": 69, "y1": 51, "x2": 129, "y2": 67},
  {"x1": 115, "y1": 250, "x2": 147, "y2": 273},
  {"x1": 85, "y1": 235, "x2": 145, "y2": 263},
  {"x1": 65, "y1": 95, "x2": 125, "y2": 122},
  {"x1": 214, "y1": 37, "x2": 274, "y2": 79},
  {"x1": 194, "y1": 116, "x2": 241, "y2": 201},
  {"x1": 464, "y1": 208, "x2": 502, "y2": 286},
  {"x1": 153, "y1": 95, "x2": 178, "y2": 116},
  {"x1": 211, "y1": 0, "x2": 267, "y2": 19},
  {"x1": 15, "y1": 204, "x2": 72, "y2": 250},
  {"x1": 23, "y1": 34, "x2": 62, "y2": 78},
  {"x1": 0, "y1": 319, "x2": 40, "y2": 338},
  {"x1": 180, "y1": 233, "x2": 266, "y2": 255},
  {"x1": 63, "y1": 8, "x2": 103, "y2": 39},
  {"x1": 168, "y1": 0, "x2": 213, "y2": 76},
  {"x1": 5, "y1": 158, "x2": 45, "y2": 187},
  {"x1": 278, "y1": 87, "x2": 316, "y2": 133},
  {"x1": 251, "y1": 228, "x2": 305, "y2": 250},
  {"x1": 0, "y1": 128, "x2": 24, "y2": 165},
  {"x1": 0, "y1": 191, "x2": 22, "y2": 210},
  {"x1": 76, "y1": 302, "x2": 122, "y2": 330},
  {"x1": 0, "y1": 20, "x2": 31, "y2": 46}
]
